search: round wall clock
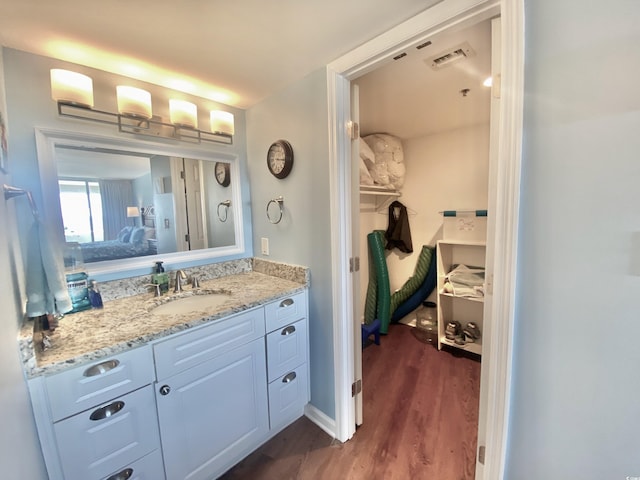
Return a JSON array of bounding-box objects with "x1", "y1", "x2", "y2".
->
[
  {"x1": 214, "y1": 162, "x2": 230, "y2": 187},
  {"x1": 267, "y1": 140, "x2": 294, "y2": 179}
]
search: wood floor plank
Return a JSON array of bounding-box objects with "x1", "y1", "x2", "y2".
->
[{"x1": 221, "y1": 324, "x2": 480, "y2": 480}]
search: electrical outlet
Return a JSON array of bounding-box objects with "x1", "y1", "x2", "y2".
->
[{"x1": 261, "y1": 237, "x2": 269, "y2": 255}]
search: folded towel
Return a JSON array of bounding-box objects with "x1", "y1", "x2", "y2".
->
[{"x1": 26, "y1": 220, "x2": 73, "y2": 317}]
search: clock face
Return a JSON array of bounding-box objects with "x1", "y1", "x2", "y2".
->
[
  {"x1": 267, "y1": 140, "x2": 293, "y2": 179},
  {"x1": 214, "y1": 162, "x2": 230, "y2": 187},
  {"x1": 268, "y1": 144, "x2": 286, "y2": 174}
]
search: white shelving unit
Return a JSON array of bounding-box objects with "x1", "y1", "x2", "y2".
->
[{"x1": 436, "y1": 240, "x2": 486, "y2": 356}]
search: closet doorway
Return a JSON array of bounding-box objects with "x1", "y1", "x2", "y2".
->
[
  {"x1": 354, "y1": 14, "x2": 493, "y2": 476},
  {"x1": 327, "y1": 1, "x2": 524, "y2": 478}
]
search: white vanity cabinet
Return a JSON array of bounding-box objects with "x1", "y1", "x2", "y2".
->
[
  {"x1": 28, "y1": 289, "x2": 310, "y2": 480},
  {"x1": 153, "y1": 307, "x2": 269, "y2": 480},
  {"x1": 28, "y1": 345, "x2": 163, "y2": 480}
]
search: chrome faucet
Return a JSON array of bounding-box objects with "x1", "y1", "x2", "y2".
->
[{"x1": 174, "y1": 270, "x2": 187, "y2": 293}]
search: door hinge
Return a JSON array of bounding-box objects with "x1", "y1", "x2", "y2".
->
[
  {"x1": 180, "y1": 170, "x2": 185, "y2": 180},
  {"x1": 349, "y1": 256, "x2": 360, "y2": 273},
  {"x1": 478, "y1": 445, "x2": 485, "y2": 464},
  {"x1": 351, "y1": 379, "x2": 362, "y2": 397},
  {"x1": 185, "y1": 234, "x2": 190, "y2": 242},
  {"x1": 347, "y1": 121, "x2": 359, "y2": 140}
]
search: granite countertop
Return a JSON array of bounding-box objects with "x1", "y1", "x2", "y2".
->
[{"x1": 19, "y1": 271, "x2": 307, "y2": 378}]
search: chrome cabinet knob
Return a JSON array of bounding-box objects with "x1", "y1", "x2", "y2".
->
[{"x1": 159, "y1": 385, "x2": 171, "y2": 396}]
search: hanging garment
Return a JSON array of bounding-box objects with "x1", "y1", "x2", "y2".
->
[
  {"x1": 385, "y1": 200, "x2": 413, "y2": 253},
  {"x1": 26, "y1": 219, "x2": 73, "y2": 317}
]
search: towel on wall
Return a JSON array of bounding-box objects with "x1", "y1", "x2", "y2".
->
[
  {"x1": 26, "y1": 220, "x2": 73, "y2": 317},
  {"x1": 385, "y1": 200, "x2": 413, "y2": 253}
]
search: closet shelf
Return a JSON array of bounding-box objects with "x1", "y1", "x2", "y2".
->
[
  {"x1": 438, "y1": 291, "x2": 484, "y2": 303},
  {"x1": 359, "y1": 185, "x2": 400, "y2": 197}
]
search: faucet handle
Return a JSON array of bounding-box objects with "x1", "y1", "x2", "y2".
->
[{"x1": 145, "y1": 283, "x2": 162, "y2": 297}]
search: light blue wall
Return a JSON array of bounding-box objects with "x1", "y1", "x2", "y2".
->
[
  {"x1": 0, "y1": 49, "x2": 48, "y2": 478},
  {"x1": 506, "y1": 1, "x2": 640, "y2": 478},
  {"x1": 246, "y1": 68, "x2": 335, "y2": 418},
  {"x1": 2, "y1": 47, "x2": 253, "y2": 281}
]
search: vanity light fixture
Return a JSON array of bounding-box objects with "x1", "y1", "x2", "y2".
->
[
  {"x1": 210, "y1": 110, "x2": 235, "y2": 136},
  {"x1": 50, "y1": 69, "x2": 94, "y2": 108},
  {"x1": 50, "y1": 69, "x2": 233, "y2": 145},
  {"x1": 117, "y1": 86, "x2": 152, "y2": 119},
  {"x1": 169, "y1": 99, "x2": 198, "y2": 129}
]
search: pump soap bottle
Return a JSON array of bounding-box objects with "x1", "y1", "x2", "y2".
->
[
  {"x1": 153, "y1": 261, "x2": 169, "y2": 293},
  {"x1": 88, "y1": 280, "x2": 104, "y2": 309}
]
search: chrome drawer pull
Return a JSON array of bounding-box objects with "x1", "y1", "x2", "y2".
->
[
  {"x1": 281, "y1": 325, "x2": 296, "y2": 336},
  {"x1": 282, "y1": 372, "x2": 297, "y2": 383},
  {"x1": 83, "y1": 359, "x2": 120, "y2": 377},
  {"x1": 106, "y1": 468, "x2": 133, "y2": 480},
  {"x1": 90, "y1": 400, "x2": 125, "y2": 421},
  {"x1": 279, "y1": 298, "x2": 294, "y2": 308}
]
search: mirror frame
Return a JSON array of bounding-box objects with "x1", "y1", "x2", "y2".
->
[{"x1": 35, "y1": 127, "x2": 245, "y2": 277}]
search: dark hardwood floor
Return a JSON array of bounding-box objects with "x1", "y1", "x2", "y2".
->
[{"x1": 221, "y1": 323, "x2": 481, "y2": 480}]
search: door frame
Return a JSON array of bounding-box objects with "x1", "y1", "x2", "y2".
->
[{"x1": 326, "y1": 0, "x2": 523, "y2": 478}]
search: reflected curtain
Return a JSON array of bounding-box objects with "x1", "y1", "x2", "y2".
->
[{"x1": 100, "y1": 180, "x2": 134, "y2": 239}]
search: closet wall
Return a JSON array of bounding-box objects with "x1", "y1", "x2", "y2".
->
[{"x1": 359, "y1": 124, "x2": 490, "y2": 323}]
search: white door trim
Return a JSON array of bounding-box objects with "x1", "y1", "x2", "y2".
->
[{"x1": 326, "y1": 1, "x2": 523, "y2": 478}]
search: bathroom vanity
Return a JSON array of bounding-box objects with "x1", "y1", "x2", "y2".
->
[{"x1": 21, "y1": 265, "x2": 309, "y2": 480}]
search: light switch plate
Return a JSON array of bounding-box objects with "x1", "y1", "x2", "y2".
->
[{"x1": 261, "y1": 237, "x2": 269, "y2": 255}]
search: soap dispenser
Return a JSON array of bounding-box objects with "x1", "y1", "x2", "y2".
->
[
  {"x1": 88, "y1": 280, "x2": 104, "y2": 309},
  {"x1": 153, "y1": 261, "x2": 169, "y2": 294}
]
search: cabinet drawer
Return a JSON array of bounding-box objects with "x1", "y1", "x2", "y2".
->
[
  {"x1": 54, "y1": 385, "x2": 161, "y2": 480},
  {"x1": 45, "y1": 345, "x2": 154, "y2": 421},
  {"x1": 266, "y1": 319, "x2": 307, "y2": 382},
  {"x1": 268, "y1": 364, "x2": 309, "y2": 431},
  {"x1": 102, "y1": 449, "x2": 165, "y2": 480},
  {"x1": 153, "y1": 307, "x2": 265, "y2": 380},
  {"x1": 264, "y1": 291, "x2": 307, "y2": 333}
]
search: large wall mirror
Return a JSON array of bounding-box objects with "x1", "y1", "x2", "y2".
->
[{"x1": 35, "y1": 128, "x2": 245, "y2": 276}]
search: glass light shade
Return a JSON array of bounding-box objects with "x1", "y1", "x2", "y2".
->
[
  {"x1": 50, "y1": 69, "x2": 94, "y2": 108},
  {"x1": 210, "y1": 110, "x2": 234, "y2": 135},
  {"x1": 169, "y1": 99, "x2": 198, "y2": 128},
  {"x1": 117, "y1": 86, "x2": 152, "y2": 119},
  {"x1": 126, "y1": 206, "x2": 140, "y2": 217}
]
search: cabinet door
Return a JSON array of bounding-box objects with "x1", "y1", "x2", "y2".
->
[
  {"x1": 156, "y1": 338, "x2": 269, "y2": 480},
  {"x1": 268, "y1": 364, "x2": 309, "y2": 431},
  {"x1": 53, "y1": 385, "x2": 160, "y2": 480},
  {"x1": 102, "y1": 449, "x2": 165, "y2": 480},
  {"x1": 266, "y1": 319, "x2": 307, "y2": 382}
]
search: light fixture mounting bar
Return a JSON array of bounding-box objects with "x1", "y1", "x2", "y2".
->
[{"x1": 57, "y1": 102, "x2": 233, "y2": 145}]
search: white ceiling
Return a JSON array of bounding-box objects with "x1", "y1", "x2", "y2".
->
[
  {"x1": 0, "y1": 0, "x2": 444, "y2": 109},
  {"x1": 355, "y1": 19, "x2": 492, "y2": 140}
]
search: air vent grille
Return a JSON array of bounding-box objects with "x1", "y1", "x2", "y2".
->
[{"x1": 426, "y1": 41, "x2": 476, "y2": 70}]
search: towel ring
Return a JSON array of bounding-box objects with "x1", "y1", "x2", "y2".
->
[
  {"x1": 217, "y1": 200, "x2": 231, "y2": 222},
  {"x1": 266, "y1": 196, "x2": 284, "y2": 224}
]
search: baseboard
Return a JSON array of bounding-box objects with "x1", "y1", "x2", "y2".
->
[{"x1": 304, "y1": 403, "x2": 336, "y2": 439}]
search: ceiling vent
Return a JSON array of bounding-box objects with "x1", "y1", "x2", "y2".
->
[{"x1": 426, "y1": 42, "x2": 476, "y2": 70}]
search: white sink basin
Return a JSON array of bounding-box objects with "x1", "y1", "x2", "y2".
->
[{"x1": 150, "y1": 292, "x2": 231, "y2": 315}]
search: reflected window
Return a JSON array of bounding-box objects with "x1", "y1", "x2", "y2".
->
[{"x1": 58, "y1": 180, "x2": 103, "y2": 243}]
